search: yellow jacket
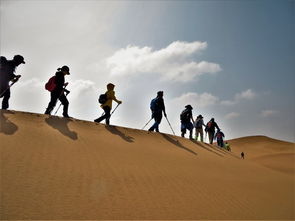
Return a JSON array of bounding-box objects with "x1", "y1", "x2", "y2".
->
[{"x1": 101, "y1": 90, "x2": 120, "y2": 109}]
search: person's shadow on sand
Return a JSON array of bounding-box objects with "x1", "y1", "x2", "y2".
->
[
  {"x1": 190, "y1": 140, "x2": 224, "y2": 157},
  {"x1": 45, "y1": 116, "x2": 78, "y2": 140},
  {"x1": 105, "y1": 125, "x2": 134, "y2": 143},
  {"x1": 161, "y1": 133, "x2": 197, "y2": 155},
  {"x1": 0, "y1": 110, "x2": 18, "y2": 135}
]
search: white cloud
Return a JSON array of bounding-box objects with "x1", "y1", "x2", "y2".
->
[
  {"x1": 225, "y1": 112, "x2": 240, "y2": 119},
  {"x1": 261, "y1": 110, "x2": 278, "y2": 117},
  {"x1": 221, "y1": 89, "x2": 257, "y2": 106},
  {"x1": 106, "y1": 41, "x2": 222, "y2": 82},
  {"x1": 172, "y1": 92, "x2": 219, "y2": 108}
]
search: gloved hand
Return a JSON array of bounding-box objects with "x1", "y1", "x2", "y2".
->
[
  {"x1": 164, "y1": 112, "x2": 167, "y2": 118},
  {"x1": 118, "y1": 100, "x2": 122, "y2": 104},
  {"x1": 65, "y1": 89, "x2": 70, "y2": 95}
]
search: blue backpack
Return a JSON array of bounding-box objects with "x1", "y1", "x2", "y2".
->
[{"x1": 150, "y1": 98, "x2": 158, "y2": 111}]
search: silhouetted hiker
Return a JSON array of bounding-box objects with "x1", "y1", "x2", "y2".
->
[
  {"x1": 44, "y1": 66, "x2": 71, "y2": 117},
  {"x1": 194, "y1": 114, "x2": 206, "y2": 142},
  {"x1": 224, "y1": 141, "x2": 231, "y2": 151},
  {"x1": 180, "y1": 105, "x2": 194, "y2": 139},
  {"x1": 205, "y1": 118, "x2": 220, "y2": 144},
  {"x1": 94, "y1": 83, "x2": 122, "y2": 125},
  {"x1": 214, "y1": 129, "x2": 225, "y2": 147},
  {"x1": 241, "y1": 152, "x2": 245, "y2": 159},
  {"x1": 148, "y1": 91, "x2": 167, "y2": 132},
  {"x1": 0, "y1": 55, "x2": 25, "y2": 110}
]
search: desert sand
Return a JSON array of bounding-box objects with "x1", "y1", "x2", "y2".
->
[{"x1": 0, "y1": 110, "x2": 294, "y2": 220}]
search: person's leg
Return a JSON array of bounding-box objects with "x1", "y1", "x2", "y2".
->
[
  {"x1": 2, "y1": 89, "x2": 10, "y2": 110},
  {"x1": 104, "y1": 106, "x2": 111, "y2": 125},
  {"x1": 200, "y1": 129, "x2": 204, "y2": 142},
  {"x1": 45, "y1": 92, "x2": 59, "y2": 114},
  {"x1": 154, "y1": 114, "x2": 162, "y2": 132},
  {"x1": 209, "y1": 132, "x2": 214, "y2": 144},
  {"x1": 59, "y1": 94, "x2": 69, "y2": 117}
]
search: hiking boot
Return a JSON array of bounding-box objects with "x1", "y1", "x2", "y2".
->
[{"x1": 63, "y1": 113, "x2": 71, "y2": 118}]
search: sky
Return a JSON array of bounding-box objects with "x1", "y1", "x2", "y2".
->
[{"x1": 1, "y1": 0, "x2": 294, "y2": 142}]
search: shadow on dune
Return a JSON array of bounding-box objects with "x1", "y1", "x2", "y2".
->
[
  {"x1": 45, "y1": 116, "x2": 78, "y2": 140},
  {"x1": 0, "y1": 110, "x2": 18, "y2": 135},
  {"x1": 161, "y1": 133, "x2": 197, "y2": 156},
  {"x1": 105, "y1": 125, "x2": 134, "y2": 143},
  {"x1": 190, "y1": 140, "x2": 224, "y2": 157}
]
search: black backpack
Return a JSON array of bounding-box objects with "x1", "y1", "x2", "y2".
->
[
  {"x1": 98, "y1": 93, "x2": 107, "y2": 104},
  {"x1": 180, "y1": 109, "x2": 190, "y2": 121}
]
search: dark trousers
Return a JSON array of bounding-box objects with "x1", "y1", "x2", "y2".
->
[
  {"x1": 208, "y1": 131, "x2": 215, "y2": 144},
  {"x1": 45, "y1": 91, "x2": 69, "y2": 115},
  {"x1": 1, "y1": 88, "x2": 10, "y2": 110},
  {"x1": 95, "y1": 106, "x2": 111, "y2": 125},
  {"x1": 217, "y1": 138, "x2": 224, "y2": 147},
  {"x1": 149, "y1": 113, "x2": 162, "y2": 132}
]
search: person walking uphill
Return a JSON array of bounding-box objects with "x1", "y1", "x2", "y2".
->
[
  {"x1": 44, "y1": 65, "x2": 71, "y2": 117},
  {"x1": 148, "y1": 91, "x2": 167, "y2": 132},
  {"x1": 0, "y1": 55, "x2": 25, "y2": 110},
  {"x1": 205, "y1": 118, "x2": 220, "y2": 144},
  {"x1": 180, "y1": 105, "x2": 195, "y2": 139},
  {"x1": 94, "y1": 83, "x2": 122, "y2": 125},
  {"x1": 194, "y1": 114, "x2": 206, "y2": 142}
]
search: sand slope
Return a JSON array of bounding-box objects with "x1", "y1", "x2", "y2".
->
[{"x1": 0, "y1": 110, "x2": 294, "y2": 219}]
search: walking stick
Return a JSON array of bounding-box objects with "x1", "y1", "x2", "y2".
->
[
  {"x1": 110, "y1": 103, "x2": 120, "y2": 116},
  {"x1": 142, "y1": 118, "x2": 153, "y2": 130},
  {"x1": 0, "y1": 76, "x2": 21, "y2": 97},
  {"x1": 165, "y1": 116, "x2": 175, "y2": 136}
]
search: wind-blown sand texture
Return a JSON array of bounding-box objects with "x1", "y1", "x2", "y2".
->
[{"x1": 1, "y1": 110, "x2": 294, "y2": 219}]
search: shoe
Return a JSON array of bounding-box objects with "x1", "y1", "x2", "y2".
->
[{"x1": 63, "y1": 113, "x2": 71, "y2": 118}]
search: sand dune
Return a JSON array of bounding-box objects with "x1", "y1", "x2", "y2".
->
[{"x1": 0, "y1": 110, "x2": 294, "y2": 219}]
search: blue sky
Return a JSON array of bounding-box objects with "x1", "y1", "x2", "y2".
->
[{"x1": 1, "y1": 0, "x2": 294, "y2": 142}]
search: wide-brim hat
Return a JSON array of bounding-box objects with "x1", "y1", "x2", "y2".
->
[
  {"x1": 197, "y1": 114, "x2": 203, "y2": 118},
  {"x1": 185, "y1": 104, "x2": 193, "y2": 109},
  {"x1": 13, "y1": 55, "x2": 25, "y2": 64}
]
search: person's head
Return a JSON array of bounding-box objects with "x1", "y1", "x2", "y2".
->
[
  {"x1": 210, "y1": 118, "x2": 215, "y2": 122},
  {"x1": 57, "y1": 65, "x2": 70, "y2": 75},
  {"x1": 0, "y1": 56, "x2": 7, "y2": 65},
  {"x1": 157, "y1": 91, "x2": 164, "y2": 98},
  {"x1": 13, "y1": 55, "x2": 25, "y2": 65},
  {"x1": 197, "y1": 114, "x2": 203, "y2": 119},
  {"x1": 107, "y1": 83, "x2": 115, "y2": 90},
  {"x1": 185, "y1": 104, "x2": 193, "y2": 110}
]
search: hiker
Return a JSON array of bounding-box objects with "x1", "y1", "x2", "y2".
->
[
  {"x1": 241, "y1": 152, "x2": 245, "y2": 159},
  {"x1": 180, "y1": 105, "x2": 194, "y2": 139},
  {"x1": 148, "y1": 91, "x2": 167, "y2": 132},
  {"x1": 94, "y1": 83, "x2": 122, "y2": 125},
  {"x1": 214, "y1": 129, "x2": 225, "y2": 147},
  {"x1": 205, "y1": 118, "x2": 220, "y2": 144},
  {"x1": 194, "y1": 114, "x2": 206, "y2": 142},
  {"x1": 224, "y1": 141, "x2": 231, "y2": 151},
  {"x1": 44, "y1": 65, "x2": 71, "y2": 117},
  {"x1": 0, "y1": 55, "x2": 25, "y2": 110}
]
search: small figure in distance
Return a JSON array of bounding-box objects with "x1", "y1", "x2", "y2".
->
[
  {"x1": 44, "y1": 65, "x2": 71, "y2": 117},
  {"x1": 224, "y1": 141, "x2": 231, "y2": 151},
  {"x1": 148, "y1": 91, "x2": 167, "y2": 132},
  {"x1": 205, "y1": 118, "x2": 220, "y2": 144},
  {"x1": 214, "y1": 129, "x2": 225, "y2": 148},
  {"x1": 94, "y1": 83, "x2": 122, "y2": 125},
  {"x1": 180, "y1": 104, "x2": 195, "y2": 139},
  {"x1": 0, "y1": 55, "x2": 25, "y2": 110},
  {"x1": 194, "y1": 114, "x2": 206, "y2": 142},
  {"x1": 241, "y1": 152, "x2": 245, "y2": 159}
]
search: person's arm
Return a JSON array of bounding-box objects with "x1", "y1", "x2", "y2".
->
[{"x1": 110, "y1": 91, "x2": 122, "y2": 104}]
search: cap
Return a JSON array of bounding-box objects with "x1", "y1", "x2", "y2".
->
[
  {"x1": 13, "y1": 55, "x2": 25, "y2": 64},
  {"x1": 185, "y1": 104, "x2": 193, "y2": 110}
]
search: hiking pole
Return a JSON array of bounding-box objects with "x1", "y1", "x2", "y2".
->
[
  {"x1": 165, "y1": 116, "x2": 175, "y2": 136},
  {"x1": 110, "y1": 103, "x2": 120, "y2": 116},
  {"x1": 0, "y1": 76, "x2": 21, "y2": 97},
  {"x1": 142, "y1": 118, "x2": 153, "y2": 130}
]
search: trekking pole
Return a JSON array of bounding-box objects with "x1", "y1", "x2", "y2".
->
[
  {"x1": 165, "y1": 116, "x2": 175, "y2": 136},
  {"x1": 0, "y1": 76, "x2": 21, "y2": 97},
  {"x1": 110, "y1": 103, "x2": 120, "y2": 116},
  {"x1": 142, "y1": 118, "x2": 153, "y2": 130}
]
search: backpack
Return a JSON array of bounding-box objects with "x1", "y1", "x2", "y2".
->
[
  {"x1": 195, "y1": 119, "x2": 203, "y2": 128},
  {"x1": 180, "y1": 109, "x2": 190, "y2": 121},
  {"x1": 45, "y1": 76, "x2": 56, "y2": 91},
  {"x1": 207, "y1": 121, "x2": 213, "y2": 129},
  {"x1": 98, "y1": 93, "x2": 107, "y2": 104},
  {"x1": 150, "y1": 98, "x2": 158, "y2": 111}
]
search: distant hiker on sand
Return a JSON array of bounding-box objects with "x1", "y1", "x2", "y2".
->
[
  {"x1": 94, "y1": 83, "x2": 122, "y2": 125},
  {"x1": 148, "y1": 91, "x2": 167, "y2": 132},
  {"x1": 224, "y1": 141, "x2": 231, "y2": 151},
  {"x1": 241, "y1": 152, "x2": 245, "y2": 159},
  {"x1": 180, "y1": 105, "x2": 194, "y2": 139},
  {"x1": 44, "y1": 65, "x2": 71, "y2": 117},
  {"x1": 0, "y1": 55, "x2": 25, "y2": 110},
  {"x1": 205, "y1": 118, "x2": 220, "y2": 144},
  {"x1": 214, "y1": 129, "x2": 225, "y2": 147},
  {"x1": 194, "y1": 114, "x2": 206, "y2": 142}
]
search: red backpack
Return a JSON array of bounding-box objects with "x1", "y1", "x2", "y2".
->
[{"x1": 45, "y1": 76, "x2": 56, "y2": 91}]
